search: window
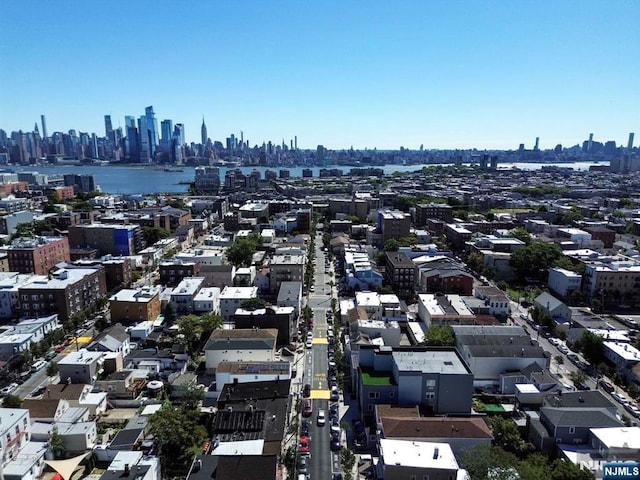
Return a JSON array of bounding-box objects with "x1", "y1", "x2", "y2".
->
[
  {"x1": 425, "y1": 379, "x2": 436, "y2": 388},
  {"x1": 569, "y1": 427, "x2": 575, "y2": 434},
  {"x1": 368, "y1": 392, "x2": 379, "y2": 399}
]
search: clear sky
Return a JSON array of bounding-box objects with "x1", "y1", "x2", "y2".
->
[{"x1": 1, "y1": 0, "x2": 638, "y2": 150}]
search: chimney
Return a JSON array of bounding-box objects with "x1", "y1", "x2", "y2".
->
[
  {"x1": 124, "y1": 464, "x2": 130, "y2": 477},
  {"x1": 433, "y1": 447, "x2": 439, "y2": 459}
]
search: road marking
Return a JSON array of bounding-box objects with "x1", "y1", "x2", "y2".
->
[
  {"x1": 312, "y1": 338, "x2": 328, "y2": 344},
  {"x1": 310, "y1": 389, "x2": 330, "y2": 399}
]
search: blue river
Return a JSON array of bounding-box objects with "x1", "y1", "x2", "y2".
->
[{"x1": 8, "y1": 161, "x2": 605, "y2": 195}]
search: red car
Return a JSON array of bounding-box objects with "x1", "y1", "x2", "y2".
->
[
  {"x1": 54, "y1": 345, "x2": 66, "y2": 353},
  {"x1": 298, "y1": 435, "x2": 310, "y2": 454},
  {"x1": 302, "y1": 400, "x2": 312, "y2": 417}
]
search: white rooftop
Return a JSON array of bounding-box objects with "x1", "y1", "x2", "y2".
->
[
  {"x1": 603, "y1": 341, "x2": 640, "y2": 362},
  {"x1": 590, "y1": 426, "x2": 640, "y2": 449},
  {"x1": 356, "y1": 291, "x2": 381, "y2": 308},
  {"x1": 20, "y1": 268, "x2": 98, "y2": 290},
  {"x1": 58, "y1": 350, "x2": 105, "y2": 365},
  {"x1": 220, "y1": 286, "x2": 258, "y2": 300},
  {"x1": 379, "y1": 439, "x2": 459, "y2": 471},
  {"x1": 515, "y1": 384, "x2": 540, "y2": 394},
  {"x1": 172, "y1": 277, "x2": 206, "y2": 296},
  {"x1": 110, "y1": 287, "x2": 160, "y2": 303}
]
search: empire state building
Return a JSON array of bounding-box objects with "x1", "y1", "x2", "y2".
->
[{"x1": 201, "y1": 117, "x2": 208, "y2": 146}]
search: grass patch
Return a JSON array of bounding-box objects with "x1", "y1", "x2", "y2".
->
[{"x1": 361, "y1": 370, "x2": 393, "y2": 386}]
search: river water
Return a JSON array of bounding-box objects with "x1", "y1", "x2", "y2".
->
[{"x1": 7, "y1": 161, "x2": 606, "y2": 195}]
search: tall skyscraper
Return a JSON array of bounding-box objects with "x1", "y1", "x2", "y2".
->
[
  {"x1": 628, "y1": 132, "x2": 635, "y2": 151},
  {"x1": 534, "y1": 137, "x2": 539, "y2": 151},
  {"x1": 144, "y1": 106, "x2": 159, "y2": 155},
  {"x1": 174, "y1": 124, "x2": 185, "y2": 146},
  {"x1": 104, "y1": 115, "x2": 113, "y2": 140},
  {"x1": 160, "y1": 119, "x2": 173, "y2": 152},
  {"x1": 40, "y1": 115, "x2": 48, "y2": 139},
  {"x1": 138, "y1": 116, "x2": 151, "y2": 162},
  {"x1": 125, "y1": 116, "x2": 136, "y2": 129},
  {"x1": 588, "y1": 133, "x2": 594, "y2": 153},
  {"x1": 201, "y1": 117, "x2": 208, "y2": 145}
]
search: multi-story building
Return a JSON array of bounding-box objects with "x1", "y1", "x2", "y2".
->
[
  {"x1": 415, "y1": 203, "x2": 454, "y2": 226},
  {"x1": 159, "y1": 260, "x2": 201, "y2": 287},
  {"x1": 4, "y1": 236, "x2": 70, "y2": 274},
  {"x1": 378, "y1": 439, "x2": 465, "y2": 480},
  {"x1": 18, "y1": 267, "x2": 107, "y2": 321},
  {"x1": 109, "y1": 286, "x2": 161, "y2": 323},
  {"x1": 0, "y1": 196, "x2": 30, "y2": 213},
  {"x1": 377, "y1": 209, "x2": 411, "y2": 247},
  {"x1": 417, "y1": 294, "x2": 476, "y2": 326},
  {"x1": 68, "y1": 223, "x2": 144, "y2": 256},
  {"x1": 269, "y1": 254, "x2": 305, "y2": 293},
  {"x1": 415, "y1": 257, "x2": 474, "y2": 295},
  {"x1": 0, "y1": 210, "x2": 34, "y2": 235},
  {"x1": 58, "y1": 350, "x2": 105, "y2": 384},
  {"x1": 0, "y1": 408, "x2": 47, "y2": 480},
  {"x1": 583, "y1": 258, "x2": 640, "y2": 305},
  {"x1": 170, "y1": 277, "x2": 205, "y2": 314},
  {"x1": 548, "y1": 267, "x2": 582, "y2": 298},
  {"x1": 219, "y1": 286, "x2": 259, "y2": 322},
  {"x1": 63, "y1": 174, "x2": 97, "y2": 193},
  {"x1": 384, "y1": 252, "x2": 415, "y2": 296},
  {"x1": 232, "y1": 306, "x2": 296, "y2": 346},
  {"x1": 452, "y1": 325, "x2": 548, "y2": 387},
  {"x1": 444, "y1": 224, "x2": 473, "y2": 251},
  {"x1": 203, "y1": 328, "x2": 278, "y2": 373},
  {"x1": 357, "y1": 346, "x2": 474, "y2": 417}
]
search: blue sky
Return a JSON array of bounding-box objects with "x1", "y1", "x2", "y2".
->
[{"x1": 1, "y1": 0, "x2": 638, "y2": 150}]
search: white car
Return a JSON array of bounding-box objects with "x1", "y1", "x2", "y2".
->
[
  {"x1": 317, "y1": 409, "x2": 326, "y2": 426},
  {"x1": 612, "y1": 392, "x2": 630, "y2": 405},
  {"x1": 306, "y1": 339, "x2": 313, "y2": 349},
  {"x1": 0, "y1": 383, "x2": 18, "y2": 396}
]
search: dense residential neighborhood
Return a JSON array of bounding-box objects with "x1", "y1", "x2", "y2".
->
[{"x1": 0, "y1": 162, "x2": 639, "y2": 480}]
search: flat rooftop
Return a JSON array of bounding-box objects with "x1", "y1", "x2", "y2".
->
[
  {"x1": 393, "y1": 350, "x2": 468, "y2": 375},
  {"x1": 379, "y1": 439, "x2": 459, "y2": 471}
]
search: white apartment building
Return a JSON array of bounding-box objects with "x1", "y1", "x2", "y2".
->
[{"x1": 548, "y1": 267, "x2": 583, "y2": 298}]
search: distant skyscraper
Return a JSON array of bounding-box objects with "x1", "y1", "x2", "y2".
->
[
  {"x1": 174, "y1": 124, "x2": 185, "y2": 146},
  {"x1": 588, "y1": 133, "x2": 594, "y2": 153},
  {"x1": 160, "y1": 119, "x2": 173, "y2": 152},
  {"x1": 534, "y1": 137, "x2": 539, "y2": 151},
  {"x1": 124, "y1": 115, "x2": 136, "y2": 129},
  {"x1": 295, "y1": 136, "x2": 298, "y2": 150},
  {"x1": 628, "y1": 132, "x2": 635, "y2": 151},
  {"x1": 201, "y1": 117, "x2": 208, "y2": 145},
  {"x1": 144, "y1": 106, "x2": 159, "y2": 155},
  {"x1": 104, "y1": 115, "x2": 113, "y2": 140},
  {"x1": 138, "y1": 116, "x2": 151, "y2": 162},
  {"x1": 40, "y1": 115, "x2": 47, "y2": 139},
  {"x1": 34, "y1": 123, "x2": 39, "y2": 135}
]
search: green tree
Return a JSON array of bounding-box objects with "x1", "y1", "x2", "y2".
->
[
  {"x1": 509, "y1": 227, "x2": 532, "y2": 245},
  {"x1": 549, "y1": 458, "x2": 595, "y2": 480},
  {"x1": 421, "y1": 325, "x2": 456, "y2": 346},
  {"x1": 142, "y1": 226, "x2": 170, "y2": 245},
  {"x1": 225, "y1": 234, "x2": 261, "y2": 267},
  {"x1": 200, "y1": 312, "x2": 222, "y2": 338},
  {"x1": 46, "y1": 362, "x2": 59, "y2": 377},
  {"x1": 510, "y1": 241, "x2": 564, "y2": 280},
  {"x1": 569, "y1": 370, "x2": 587, "y2": 386},
  {"x1": 460, "y1": 445, "x2": 520, "y2": 480},
  {"x1": 50, "y1": 426, "x2": 67, "y2": 459},
  {"x1": 573, "y1": 330, "x2": 604, "y2": 365},
  {"x1": 489, "y1": 416, "x2": 535, "y2": 458},
  {"x1": 176, "y1": 314, "x2": 202, "y2": 354},
  {"x1": 148, "y1": 402, "x2": 208, "y2": 472},
  {"x1": 163, "y1": 302, "x2": 176, "y2": 324},
  {"x1": 467, "y1": 252, "x2": 483, "y2": 273},
  {"x1": 384, "y1": 239, "x2": 401, "y2": 251},
  {"x1": 240, "y1": 297, "x2": 267, "y2": 311},
  {"x1": 2, "y1": 394, "x2": 22, "y2": 408}
]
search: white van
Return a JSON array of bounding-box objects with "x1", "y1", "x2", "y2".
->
[{"x1": 31, "y1": 360, "x2": 47, "y2": 373}]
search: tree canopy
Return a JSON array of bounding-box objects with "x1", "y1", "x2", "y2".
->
[
  {"x1": 421, "y1": 325, "x2": 456, "y2": 346},
  {"x1": 572, "y1": 330, "x2": 604, "y2": 365},
  {"x1": 225, "y1": 233, "x2": 261, "y2": 267},
  {"x1": 148, "y1": 402, "x2": 208, "y2": 472},
  {"x1": 510, "y1": 241, "x2": 564, "y2": 280}
]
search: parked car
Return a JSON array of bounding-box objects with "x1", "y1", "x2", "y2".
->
[
  {"x1": 303, "y1": 383, "x2": 311, "y2": 397},
  {"x1": 612, "y1": 392, "x2": 630, "y2": 405},
  {"x1": 0, "y1": 383, "x2": 18, "y2": 396},
  {"x1": 598, "y1": 379, "x2": 615, "y2": 393},
  {"x1": 302, "y1": 400, "x2": 312, "y2": 417},
  {"x1": 298, "y1": 435, "x2": 310, "y2": 454},
  {"x1": 331, "y1": 437, "x2": 342, "y2": 451},
  {"x1": 300, "y1": 419, "x2": 310, "y2": 436},
  {"x1": 44, "y1": 351, "x2": 57, "y2": 361},
  {"x1": 330, "y1": 386, "x2": 339, "y2": 401},
  {"x1": 54, "y1": 344, "x2": 66, "y2": 353},
  {"x1": 317, "y1": 409, "x2": 326, "y2": 426}
]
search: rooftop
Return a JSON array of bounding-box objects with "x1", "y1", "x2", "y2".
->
[
  {"x1": 393, "y1": 350, "x2": 469, "y2": 375},
  {"x1": 379, "y1": 439, "x2": 459, "y2": 470}
]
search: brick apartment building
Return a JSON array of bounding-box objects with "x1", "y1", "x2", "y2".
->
[{"x1": 4, "y1": 236, "x2": 70, "y2": 274}]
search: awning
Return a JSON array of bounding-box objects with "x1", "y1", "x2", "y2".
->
[{"x1": 44, "y1": 452, "x2": 91, "y2": 480}]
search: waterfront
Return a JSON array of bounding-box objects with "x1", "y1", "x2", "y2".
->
[{"x1": 8, "y1": 161, "x2": 607, "y2": 195}]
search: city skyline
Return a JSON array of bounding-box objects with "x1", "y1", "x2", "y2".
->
[{"x1": 1, "y1": 1, "x2": 638, "y2": 150}]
